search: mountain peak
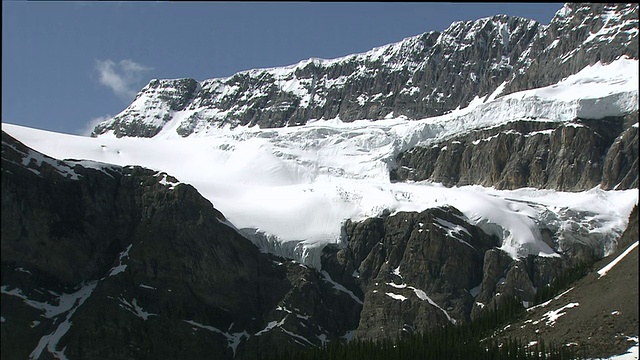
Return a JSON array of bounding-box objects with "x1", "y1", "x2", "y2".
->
[{"x1": 91, "y1": 3, "x2": 637, "y2": 139}]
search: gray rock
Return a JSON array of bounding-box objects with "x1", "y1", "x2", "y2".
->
[
  {"x1": 332, "y1": 206, "x2": 500, "y2": 341},
  {"x1": 91, "y1": 4, "x2": 637, "y2": 138},
  {"x1": 392, "y1": 115, "x2": 638, "y2": 191}
]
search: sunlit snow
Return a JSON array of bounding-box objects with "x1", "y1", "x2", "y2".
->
[
  {"x1": 597, "y1": 241, "x2": 639, "y2": 278},
  {"x1": 2, "y1": 57, "x2": 638, "y2": 269}
]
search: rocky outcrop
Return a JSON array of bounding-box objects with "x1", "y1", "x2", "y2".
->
[
  {"x1": 322, "y1": 206, "x2": 502, "y2": 341},
  {"x1": 470, "y1": 249, "x2": 570, "y2": 320},
  {"x1": 601, "y1": 115, "x2": 639, "y2": 189},
  {"x1": 92, "y1": 78, "x2": 200, "y2": 138},
  {"x1": 392, "y1": 114, "x2": 639, "y2": 191},
  {"x1": 491, "y1": 204, "x2": 639, "y2": 359},
  {"x1": 92, "y1": 14, "x2": 538, "y2": 137},
  {"x1": 617, "y1": 205, "x2": 639, "y2": 250},
  {"x1": 1, "y1": 131, "x2": 361, "y2": 359},
  {"x1": 91, "y1": 4, "x2": 638, "y2": 138},
  {"x1": 320, "y1": 203, "x2": 622, "y2": 342}
]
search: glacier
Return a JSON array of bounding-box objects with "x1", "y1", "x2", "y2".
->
[{"x1": 3, "y1": 56, "x2": 638, "y2": 269}]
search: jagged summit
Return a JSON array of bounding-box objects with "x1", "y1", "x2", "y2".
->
[{"x1": 91, "y1": 3, "x2": 637, "y2": 139}]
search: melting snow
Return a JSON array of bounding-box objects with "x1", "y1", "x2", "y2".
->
[
  {"x1": 184, "y1": 320, "x2": 249, "y2": 356},
  {"x1": 107, "y1": 244, "x2": 132, "y2": 277},
  {"x1": 1, "y1": 283, "x2": 96, "y2": 319},
  {"x1": 605, "y1": 337, "x2": 639, "y2": 360},
  {"x1": 527, "y1": 287, "x2": 574, "y2": 312},
  {"x1": 535, "y1": 302, "x2": 579, "y2": 326},
  {"x1": 320, "y1": 271, "x2": 363, "y2": 305},
  {"x1": 385, "y1": 281, "x2": 456, "y2": 324},
  {"x1": 255, "y1": 318, "x2": 286, "y2": 336},
  {"x1": 157, "y1": 172, "x2": 180, "y2": 189}
]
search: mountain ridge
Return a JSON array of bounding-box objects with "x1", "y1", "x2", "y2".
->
[{"x1": 91, "y1": 3, "x2": 637, "y2": 138}]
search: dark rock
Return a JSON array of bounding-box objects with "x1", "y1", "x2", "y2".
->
[
  {"x1": 393, "y1": 116, "x2": 637, "y2": 191},
  {"x1": 471, "y1": 248, "x2": 571, "y2": 320},
  {"x1": 334, "y1": 206, "x2": 500, "y2": 341},
  {"x1": 616, "y1": 205, "x2": 638, "y2": 250},
  {"x1": 601, "y1": 115, "x2": 639, "y2": 189},
  {"x1": 1, "y1": 131, "x2": 360, "y2": 359}
]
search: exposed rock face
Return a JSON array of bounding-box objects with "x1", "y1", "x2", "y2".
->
[
  {"x1": 4, "y1": 2, "x2": 639, "y2": 358},
  {"x1": 324, "y1": 206, "x2": 500, "y2": 341},
  {"x1": 470, "y1": 250, "x2": 569, "y2": 320},
  {"x1": 1, "y1": 132, "x2": 361, "y2": 359},
  {"x1": 392, "y1": 114, "x2": 639, "y2": 191},
  {"x1": 502, "y1": 3, "x2": 639, "y2": 97},
  {"x1": 1, "y1": 125, "x2": 635, "y2": 357},
  {"x1": 318, "y1": 205, "x2": 593, "y2": 342},
  {"x1": 92, "y1": 78, "x2": 200, "y2": 138},
  {"x1": 91, "y1": 4, "x2": 638, "y2": 138},
  {"x1": 601, "y1": 118, "x2": 639, "y2": 190},
  {"x1": 616, "y1": 205, "x2": 638, "y2": 250}
]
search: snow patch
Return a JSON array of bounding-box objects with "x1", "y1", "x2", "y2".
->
[
  {"x1": 385, "y1": 292, "x2": 408, "y2": 301},
  {"x1": 598, "y1": 241, "x2": 639, "y2": 278},
  {"x1": 29, "y1": 282, "x2": 97, "y2": 360},
  {"x1": 117, "y1": 297, "x2": 157, "y2": 320},
  {"x1": 321, "y1": 271, "x2": 363, "y2": 305},
  {"x1": 534, "y1": 302, "x2": 579, "y2": 327},
  {"x1": 107, "y1": 244, "x2": 132, "y2": 277},
  {"x1": 184, "y1": 320, "x2": 249, "y2": 356}
]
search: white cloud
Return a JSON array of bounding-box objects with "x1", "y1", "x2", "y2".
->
[
  {"x1": 78, "y1": 114, "x2": 112, "y2": 136},
  {"x1": 95, "y1": 59, "x2": 152, "y2": 101}
]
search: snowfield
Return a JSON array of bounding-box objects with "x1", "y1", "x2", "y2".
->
[{"x1": 3, "y1": 56, "x2": 638, "y2": 268}]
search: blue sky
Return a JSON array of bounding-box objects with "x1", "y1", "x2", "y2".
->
[{"x1": 2, "y1": 2, "x2": 564, "y2": 135}]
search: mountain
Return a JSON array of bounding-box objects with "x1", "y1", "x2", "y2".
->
[
  {"x1": 1, "y1": 128, "x2": 637, "y2": 358},
  {"x1": 1, "y1": 131, "x2": 361, "y2": 359},
  {"x1": 490, "y1": 206, "x2": 638, "y2": 359},
  {"x1": 90, "y1": 3, "x2": 637, "y2": 138},
  {"x1": 2, "y1": 2, "x2": 639, "y2": 359}
]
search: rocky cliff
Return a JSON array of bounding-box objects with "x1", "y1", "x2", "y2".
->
[
  {"x1": 501, "y1": 3, "x2": 639, "y2": 97},
  {"x1": 1, "y1": 132, "x2": 361, "y2": 359},
  {"x1": 91, "y1": 3, "x2": 638, "y2": 138},
  {"x1": 319, "y1": 206, "x2": 587, "y2": 343},
  {"x1": 391, "y1": 112, "x2": 639, "y2": 191}
]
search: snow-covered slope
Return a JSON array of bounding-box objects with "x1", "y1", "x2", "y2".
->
[
  {"x1": 3, "y1": 57, "x2": 638, "y2": 268},
  {"x1": 90, "y1": 4, "x2": 637, "y2": 138}
]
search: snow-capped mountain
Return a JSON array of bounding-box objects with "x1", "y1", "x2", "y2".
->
[
  {"x1": 91, "y1": 3, "x2": 637, "y2": 138},
  {"x1": 6, "y1": 55, "x2": 637, "y2": 267},
  {"x1": 2, "y1": 3, "x2": 639, "y2": 359}
]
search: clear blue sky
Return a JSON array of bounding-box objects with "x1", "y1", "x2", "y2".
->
[{"x1": 2, "y1": 1, "x2": 564, "y2": 135}]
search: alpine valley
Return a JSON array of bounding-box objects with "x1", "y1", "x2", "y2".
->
[{"x1": 1, "y1": 3, "x2": 639, "y2": 360}]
